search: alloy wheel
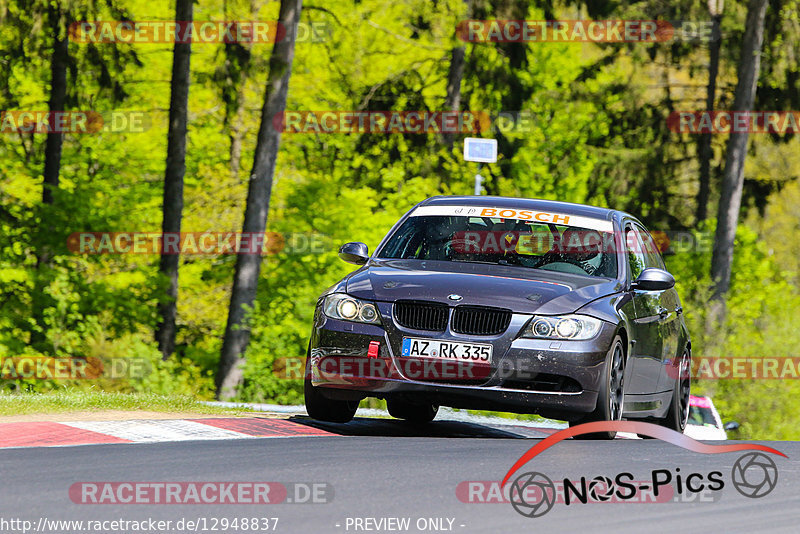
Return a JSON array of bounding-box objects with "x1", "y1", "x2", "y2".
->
[{"x1": 677, "y1": 350, "x2": 691, "y2": 430}]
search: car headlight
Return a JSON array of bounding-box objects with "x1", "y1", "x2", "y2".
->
[
  {"x1": 522, "y1": 314, "x2": 603, "y2": 340},
  {"x1": 323, "y1": 294, "x2": 382, "y2": 324}
]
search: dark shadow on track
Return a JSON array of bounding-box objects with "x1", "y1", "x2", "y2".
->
[{"x1": 289, "y1": 415, "x2": 551, "y2": 439}]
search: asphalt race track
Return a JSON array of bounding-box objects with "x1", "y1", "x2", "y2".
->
[{"x1": 2, "y1": 416, "x2": 798, "y2": 534}]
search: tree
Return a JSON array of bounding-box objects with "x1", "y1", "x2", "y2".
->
[
  {"x1": 42, "y1": 0, "x2": 68, "y2": 208},
  {"x1": 31, "y1": 0, "x2": 69, "y2": 345},
  {"x1": 217, "y1": 0, "x2": 303, "y2": 400},
  {"x1": 441, "y1": 0, "x2": 469, "y2": 149},
  {"x1": 710, "y1": 0, "x2": 769, "y2": 311},
  {"x1": 696, "y1": 0, "x2": 725, "y2": 223},
  {"x1": 215, "y1": 0, "x2": 256, "y2": 180},
  {"x1": 155, "y1": 0, "x2": 194, "y2": 359}
]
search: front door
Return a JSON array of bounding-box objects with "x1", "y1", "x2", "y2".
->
[{"x1": 621, "y1": 224, "x2": 664, "y2": 395}]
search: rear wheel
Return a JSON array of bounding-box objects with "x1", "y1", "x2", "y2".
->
[
  {"x1": 304, "y1": 378, "x2": 359, "y2": 423},
  {"x1": 569, "y1": 335, "x2": 625, "y2": 440},
  {"x1": 655, "y1": 348, "x2": 690, "y2": 433},
  {"x1": 387, "y1": 398, "x2": 438, "y2": 423}
]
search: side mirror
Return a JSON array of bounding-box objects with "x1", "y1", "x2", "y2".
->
[
  {"x1": 723, "y1": 421, "x2": 740, "y2": 432},
  {"x1": 631, "y1": 268, "x2": 675, "y2": 291},
  {"x1": 338, "y1": 242, "x2": 369, "y2": 265}
]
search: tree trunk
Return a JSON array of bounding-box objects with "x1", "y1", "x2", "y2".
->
[
  {"x1": 230, "y1": 107, "x2": 245, "y2": 179},
  {"x1": 31, "y1": 1, "x2": 69, "y2": 346},
  {"x1": 709, "y1": 0, "x2": 769, "y2": 316},
  {"x1": 438, "y1": 0, "x2": 470, "y2": 190},
  {"x1": 441, "y1": 45, "x2": 465, "y2": 148},
  {"x1": 223, "y1": 0, "x2": 254, "y2": 180},
  {"x1": 42, "y1": 1, "x2": 68, "y2": 207},
  {"x1": 216, "y1": 0, "x2": 303, "y2": 400},
  {"x1": 227, "y1": 56, "x2": 250, "y2": 179},
  {"x1": 696, "y1": 13, "x2": 723, "y2": 224},
  {"x1": 155, "y1": 0, "x2": 193, "y2": 359}
]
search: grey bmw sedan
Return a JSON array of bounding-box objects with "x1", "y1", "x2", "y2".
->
[{"x1": 304, "y1": 196, "x2": 691, "y2": 439}]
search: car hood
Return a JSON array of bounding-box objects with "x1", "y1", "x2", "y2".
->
[{"x1": 345, "y1": 259, "x2": 622, "y2": 315}]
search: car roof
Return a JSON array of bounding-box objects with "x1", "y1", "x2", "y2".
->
[{"x1": 421, "y1": 195, "x2": 628, "y2": 222}]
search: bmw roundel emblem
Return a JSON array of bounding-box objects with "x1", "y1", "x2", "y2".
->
[{"x1": 448, "y1": 294, "x2": 463, "y2": 301}]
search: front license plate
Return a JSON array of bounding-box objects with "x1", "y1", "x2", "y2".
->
[{"x1": 401, "y1": 338, "x2": 492, "y2": 363}]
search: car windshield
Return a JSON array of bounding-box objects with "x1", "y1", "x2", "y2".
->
[
  {"x1": 377, "y1": 214, "x2": 618, "y2": 278},
  {"x1": 688, "y1": 405, "x2": 717, "y2": 427}
]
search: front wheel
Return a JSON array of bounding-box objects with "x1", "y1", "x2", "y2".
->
[
  {"x1": 304, "y1": 378, "x2": 359, "y2": 423},
  {"x1": 569, "y1": 335, "x2": 625, "y2": 440}
]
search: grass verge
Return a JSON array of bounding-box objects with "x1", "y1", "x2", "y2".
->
[{"x1": 0, "y1": 389, "x2": 253, "y2": 417}]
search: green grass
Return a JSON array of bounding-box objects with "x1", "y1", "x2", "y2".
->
[
  {"x1": 0, "y1": 389, "x2": 559, "y2": 422},
  {"x1": 0, "y1": 390, "x2": 254, "y2": 417}
]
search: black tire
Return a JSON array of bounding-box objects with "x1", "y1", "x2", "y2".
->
[
  {"x1": 387, "y1": 398, "x2": 438, "y2": 423},
  {"x1": 655, "y1": 348, "x2": 690, "y2": 433},
  {"x1": 569, "y1": 335, "x2": 625, "y2": 440},
  {"x1": 304, "y1": 378, "x2": 359, "y2": 423}
]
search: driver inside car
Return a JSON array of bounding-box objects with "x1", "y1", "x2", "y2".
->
[{"x1": 559, "y1": 228, "x2": 604, "y2": 275}]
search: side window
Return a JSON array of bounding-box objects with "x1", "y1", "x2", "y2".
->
[
  {"x1": 634, "y1": 225, "x2": 666, "y2": 270},
  {"x1": 625, "y1": 226, "x2": 647, "y2": 280}
]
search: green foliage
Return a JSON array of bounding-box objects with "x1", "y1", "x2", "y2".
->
[
  {"x1": 1, "y1": 331, "x2": 215, "y2": 398},
  {"x1": 666, "y1": 217, "x2": 800, "y2": 439}
]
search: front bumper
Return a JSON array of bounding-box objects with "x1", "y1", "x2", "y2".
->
[{"x1": 307, "y1": 305, "x2": 616, "y2": 420}]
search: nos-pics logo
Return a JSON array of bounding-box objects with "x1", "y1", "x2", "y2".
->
[{"x1": 504, "y1": 421, "x2": 784, "y2": 518}]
